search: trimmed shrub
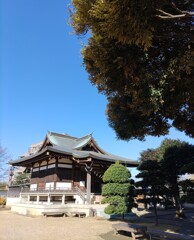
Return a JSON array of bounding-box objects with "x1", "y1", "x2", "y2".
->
[
  {"x1": 102, "y1": 183, "x2": 130, "y2": 196},
  {"x1": 102, "y1": 162, "x2": 134, "y2": 216},
  {"x1": 103, "y1": 162, "x2": 131, "y2": 183}
]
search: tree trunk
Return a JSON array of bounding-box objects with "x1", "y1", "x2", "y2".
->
[
  {"x1": 171, "y1": 184, "x2": 185, "y2": 218},
  {"x1": 121, "y1": 213, "x2": 125, "y2": 221},
  {"x1": 174, "y1": 194, "x2": 185, "y2": 218},
  {"x1": 153, "y1": 203, "x2": 158, "y2": 226}
]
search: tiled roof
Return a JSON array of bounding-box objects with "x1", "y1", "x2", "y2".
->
[{"x1": 10, "y1": 131, "x2": 138, "y2": 166}]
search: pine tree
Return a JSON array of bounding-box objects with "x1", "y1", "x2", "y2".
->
[{"x1": 136, "y1": 160, "x2": 167, "y2": 226}]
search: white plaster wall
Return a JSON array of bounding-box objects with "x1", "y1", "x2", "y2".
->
[
  {"x1": 56, "y1": 182, "x2": 71, "y2": 190},
  {"x1": 6, "y1": 197, "x2": 20, "y2": 207},
  {"x1": 30, "y1": 184, "x2": 37, "y2": 190},
  {"x1": 58, "y1": 164, "x2": 72, "y2": 168},
  {"x1": 45, "y1": 182, "x2": 54, "y2": 190}
]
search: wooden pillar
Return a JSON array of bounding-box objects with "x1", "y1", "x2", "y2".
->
[
  {"x1": 85, "y1": 162, "x2": 92, "y2": 204},
  {"x1": 19, "y1": 193, "x2": 22, "y2": 203},
  {"x1": 62, "y1": 195, "x2": 65, "y2": 205},
  {"x1": 72, "y1": 161, "x2": 75, "y2": 187},
  {"x1": 47, "y1": 194, "x2": 51, "y2": 204},
  {"x1": 38, "y1": 162, "x2": 41, "y2": 190},
  {"x1": 86, "y1": 171, "x2": 91, "y2": 204},
  {"x1": 54, "y1": 157, "x2": 58, "y2": 190}
]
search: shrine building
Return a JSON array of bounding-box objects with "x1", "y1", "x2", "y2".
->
[{"x1": 10, "y1": 131, "x2": 138, "y2": 205}]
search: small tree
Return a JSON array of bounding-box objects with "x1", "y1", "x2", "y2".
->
[
  {"x1": 136, "y1": 160, "x2": 167, "y2": 226},
  {"x1": 102, "y1": 161, "x2": 134, "y2": 220},
  {"x1": 0, "y1": 145, "x2": 10, "y2": 184},
  {"x1": 12, "y1": 172, "x2": 31, "y2": 185}
]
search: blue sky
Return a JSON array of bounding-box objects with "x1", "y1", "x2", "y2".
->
[{"x1": 0, "y1": 0, "x2": 193, "y2": 179}]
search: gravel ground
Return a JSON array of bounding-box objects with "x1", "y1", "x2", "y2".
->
[
  {"x1": 1, "y1": 208, "x2": 193, "y2": 240},
  {"x1": 0, "y1": 210, "x2": 121, "y2": 240}
]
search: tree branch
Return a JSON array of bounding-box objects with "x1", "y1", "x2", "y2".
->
[{"x1": 156, "y1": 8, "x2": 194, "y2": 19}]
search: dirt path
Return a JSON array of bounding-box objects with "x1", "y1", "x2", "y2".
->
[{"x1": 0, "y1": 210, "x2": 116, "y2": 240}]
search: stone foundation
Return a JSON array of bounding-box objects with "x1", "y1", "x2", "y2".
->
[{"x1": 11, "y1": 203, "x2": 108, "y2": 217}]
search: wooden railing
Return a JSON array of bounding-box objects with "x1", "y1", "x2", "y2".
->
[
  {"x1": 20, "y1": 187, "x2": 94, "y2": 204},
  {"x1": 21, "y1": 186, "x2": 86, "y2": 195}
]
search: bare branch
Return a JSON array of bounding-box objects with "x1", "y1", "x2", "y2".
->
[
  {"x1": 156, "y1": 9, "x2": 194, "y2": 19},
  {"x1": 171, "y1": 3, "x2": 194, "y2": 16}
]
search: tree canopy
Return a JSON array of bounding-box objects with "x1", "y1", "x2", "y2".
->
[{"x1": 70, "y1": 0, "x2": 194, "y2": 140}]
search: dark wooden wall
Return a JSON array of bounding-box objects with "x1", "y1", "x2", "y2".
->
[{"x1": 31, "y1": 165, "x2": 104, "y2": 193}]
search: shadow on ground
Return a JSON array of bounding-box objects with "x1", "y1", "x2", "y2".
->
[
  {"x1": 100, "y1": 230, "x2": 133, "y2": 240},
  {"x1": 100, "y1": 208, "x2": 194, "y2": 240}
]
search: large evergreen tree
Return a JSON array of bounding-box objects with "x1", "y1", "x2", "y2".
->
[
  {"x1": 138, "y1": 139, "x2": 194, "y2": 217},
  {"x1": 102, "y1": 161, "x2": 134, "y2": 219},
  {"x1": 70, "y1": 1, "x2": 194, "y2": 140},
  {"x1": 159, "y1": 139, "x2": 194, "y2": 216}
]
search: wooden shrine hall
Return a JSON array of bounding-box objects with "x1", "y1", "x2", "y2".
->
[{"x1": 10, "y1": 131, "x2": 138, "y2": 205}]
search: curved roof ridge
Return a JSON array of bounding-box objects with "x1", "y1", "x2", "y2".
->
[
  {"x1": 38, "y1": 135, "x2": 50, "y2": 152},
  {"x1": 73, "y1": 134, "x2": 92, "y2": 149},
  {"x1": 48, "y1": 131, "x2": 77, "y2": 139},
  {"x1": 90, "y1": 137, "x2": 108, "y2": 154},
  {"x1": 75, "y1": 133, "x2": 92, "y2": 142},
  {"x1": 73, "y1": 134, "x2": 107, "y2": 154}
]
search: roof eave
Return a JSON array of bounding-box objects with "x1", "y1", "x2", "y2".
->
[{"x1": 10, "y1": 147, "x2": 49, "y2": 166}]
